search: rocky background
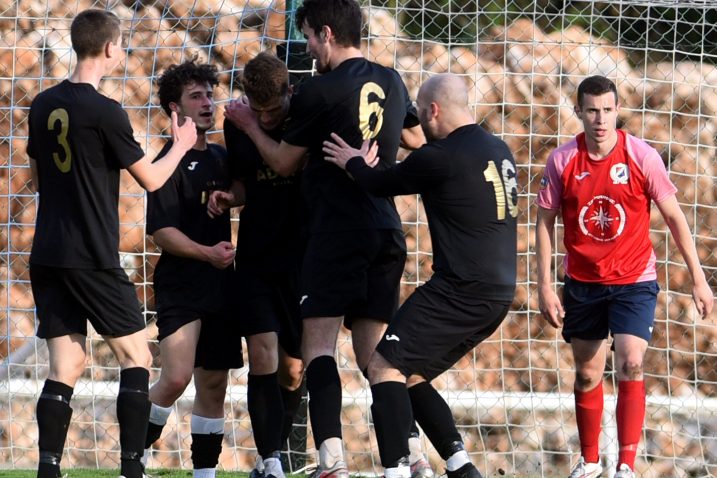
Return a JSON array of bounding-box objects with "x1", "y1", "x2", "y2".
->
[{"x1": 1, "y1": 1, "x2": 716, "y2": 477}]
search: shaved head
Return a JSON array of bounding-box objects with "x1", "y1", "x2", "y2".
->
[
  {"x1": 416, "y1": 73, "x2": 473, "y2": 141},
  {"x1": 418, "y1": 73, "x2": 469, "y2": 111}
]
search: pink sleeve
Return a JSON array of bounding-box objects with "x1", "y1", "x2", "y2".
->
[
  {"x1": 628, "y1": 136, "x2": 677, "y2": 203},
  {"x1": 536, "y1": 151, "x2": 564, "y2": 210}
]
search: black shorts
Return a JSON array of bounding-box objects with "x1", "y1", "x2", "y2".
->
[
  {"x1": 376, "y1": 275, "x2": 510, "y2": 381},
  {"x1": 156, "y1": 305, "x2": 244, "y2": 370},
  {"x1": 30, "y1": 264, "x2": 145, "y2": 339},
  {"x1": 300, "y1": 229, "x2": 406, "y2": 329},
  {"x1": 235, "y1": 268, "x2": 302, "y2": 359}
]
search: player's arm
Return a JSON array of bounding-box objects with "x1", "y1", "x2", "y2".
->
[
  {"x1": 401, "y1": 124, "x2": 426, "y2": 150},
  {"x1": 152, "y1": 227, "x2": 235, "y2": 270},
  {"x1": 224, "y1": 99, "x2": 306, "y2": 177},
  {"x1": 29, "y1": 157, "x2": 39, "y2": 193},
  {"x1": 207, "y1": 179, "x2": 246, "y2": 218},
  {"x1": 656, "y1": 195, "x2": 714, "y2": 318},
  {"x1": 128, "y1": 112, "x2": 198, "y2": 192},
  {"x1": 535, "y1": 206, "x2": 565, "y2": 328}
]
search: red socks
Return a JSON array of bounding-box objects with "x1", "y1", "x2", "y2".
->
[
  {"x1": 616, "y1": 380, "x2": 645, "y2": 468},
  {"x1": 575, "y1": 382, "x2": 603, "y2": 464}
]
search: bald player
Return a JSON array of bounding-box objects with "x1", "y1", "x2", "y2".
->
[{"x1": 323, "y1": 74, "x2": 518, "y2": 478}]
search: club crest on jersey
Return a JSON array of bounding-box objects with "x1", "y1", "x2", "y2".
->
[
  {"x1": 610, "y1": 163, "x2": 629, "y2": 184},
  {"x1": 539, "y1": 175, "x2": 549, "y2": 189},
  {"x1": 578, "y1": 195, "x2": 626, "y2": 242}
]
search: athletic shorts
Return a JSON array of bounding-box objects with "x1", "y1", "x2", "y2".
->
[
  {"x1": 376, "y1": 275, "x2": 511, "y2": 381},
  {"x1": 235, "y1": 268, "x2": 302, "y2": 359},
  {"x1": 562, "y1": 276, "x2": 659, "y2": 343},
  {"x1": 300, "y1": 229, "x2": 406, "y2": 329},
  {"x1": 156, "y1": 305, "x2": 244, "y2": 370},
  {"x1": 30, "y1": 264, "x2": 145, "y2": 339}
]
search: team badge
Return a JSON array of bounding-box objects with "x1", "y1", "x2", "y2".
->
[
  {"x1": 610, "y1": 163, "x2": 629, "y2": 184},
  {"x1": 578, "y1": 195, "x2": 626, "y2": 242},
  {"x1": 539, "y1": 175, "x2": 549, "y2": 189}
]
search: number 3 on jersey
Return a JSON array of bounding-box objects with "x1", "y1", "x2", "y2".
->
[
  {"x1": 484, "y1": 159, "x2": 518, "y2": 220},
  {"x1": 358, "y1": 82, "x2": 385, "y2": 140},
  {"x1": 48, "y1": 108, "x2": 72, "y2": 172}
]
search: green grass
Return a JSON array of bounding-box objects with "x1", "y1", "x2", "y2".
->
[{"x1": 0, "y1": 471, "x2": 250, "y2": 477}]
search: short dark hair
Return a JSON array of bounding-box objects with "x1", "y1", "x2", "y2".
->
[
  {"x1": 70, "y1": 9, "x2": 121, "y2": 60},
  {"x1": 157, "y1": 58, "x2": 219, "y2": 115},
  {"x1": 296, "y1": 0, "x2": 362, "y2": 48},
  {"x1": 241, "y1": 52, "x2": 289, "y2": 105},
  {"x1": 577, "y1": 75, "x2": 618, "y2": 108}
]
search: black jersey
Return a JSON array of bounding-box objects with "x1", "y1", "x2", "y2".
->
[
  {"x1": 224, "y1": 119, "x2": 303, "y2": 277},
  {"x1": 346, "y1": 124, "x2": 517, "y2": 301},
  {"x1": 27, "y1": 80, "x2": 145, "y2": 269},
  {"x1": 147, "y1": 142, "x2": 232, "y2": 313},
  {"x1": 282, "y1": 57, "x2": 419, "y2": 234}
]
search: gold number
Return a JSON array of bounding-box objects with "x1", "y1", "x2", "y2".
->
[
  {"x1": 47, "y1": 108, "x2": 71, "y2": 173},
  {"x1": 484, "y1": 159, "x2": 518, "y2": 220},
  {"x1": 358, "y1": 82, "x2": 385, "y2": 140}
]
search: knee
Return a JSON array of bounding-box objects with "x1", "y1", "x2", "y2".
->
[
  {"x1": 163, "y1": 372, "x2": 193, "y2": 398},
  {"x1": 248, "y1": 337, "x2": 278, "y2": 374},
  {"x1": 367, "y1": 353, "x2": 404, "y2": 385},
  {"x1": 575, "y1": 369, "x2": 601, "y2": 390},
  {"x1": 620, "y1": 359, "x2": 644, "y2": 380},
  {"x1": 49, "y1": 357, "x2": 86, "y2": 385}
]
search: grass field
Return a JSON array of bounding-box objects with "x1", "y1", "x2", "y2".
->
[{"x1": 0, "y1": 471, "x2": 250, "y2": 477}]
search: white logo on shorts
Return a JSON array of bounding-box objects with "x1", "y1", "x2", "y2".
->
[
  {"x1": 300, "y1": 295, "x2": 309, "y2": 305},
  {"x1": 385, "y1": 334, "x2": 400, "y2": 342}
]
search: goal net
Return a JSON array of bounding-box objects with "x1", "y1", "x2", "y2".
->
[{"x1": 2, "y1": 0, "x2": 716, "y2": 477}]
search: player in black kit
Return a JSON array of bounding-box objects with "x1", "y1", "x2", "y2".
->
[
  {"x1": 26, "y1": 9, "x2": 197, "y2": 478},
  {"x1": 208, "y1": 52, "x2": 304, "y2": 478},
  {"x1": 224, "y1": 1, "x2": 425, "y2": 476},
  {"x1": 142, "y1": 59, "x2": 240, "y2": 478},
  {"x1": 324, "y1": 73, "x2": 518, "y2": 478}
]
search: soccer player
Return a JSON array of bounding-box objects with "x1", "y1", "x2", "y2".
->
[
  {"x1": 208, "y1": 51, "x2": 305, "y2": 478},
  {"x1": 141, "y1": 59, "x2": 239, "y2": 478},
  {"x1": 223, "y1": 1, "x2": 425, "y2": 476},
  {"x1": 26, "y1": 9, "x2": 197, "y2": 478},
  {"x1": 323, "y1": 73, "x2": 517, "y2": 478},
  {"x1": 535, "y1": 75, "x2": 714, "y2": 478}
]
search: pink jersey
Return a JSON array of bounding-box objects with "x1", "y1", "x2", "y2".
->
[{"x1": 537, "y1": 130, "x2": 677, "y2": 284}]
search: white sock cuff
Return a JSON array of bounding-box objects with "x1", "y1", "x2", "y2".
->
[
  {"x1": 149, "y1": 403, "x2": 173, "y2": 425},
  {"x1": 191, "y1": 414, "x2": 225, "y2": 435},
  {"x1": 446, "y1": 450, "x2": 470, "y2": 471}
]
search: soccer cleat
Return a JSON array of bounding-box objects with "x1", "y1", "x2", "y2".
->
[
  {"x1": 410, "y1": 457, "x2": 435, "y2": 478},
  {"x1": 614, "y1": 463, "x2": 635, "y2": 478},
  {"x1": 445, "y1": 462, "x2": 483, "y2": 478},
  {"x1": 308, "y1": 460, "x2": 350, "y2": 478},
  {"x1": 567, "y1": 457, "x2": 603, "y2": 478},
  {"x1": 250, "y1": 454, "x2": 266, "y2": 478}
]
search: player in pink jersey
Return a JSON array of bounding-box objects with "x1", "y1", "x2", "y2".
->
[{"x1": 535, "y1": 75, "x2": 713, "y2": 478}]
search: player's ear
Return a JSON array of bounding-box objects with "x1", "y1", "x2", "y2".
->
[
  {"x1": 169, "y1": 102, "x2": 180, "y2": 114},
  {"x1": 320, "y1": 25, "x2": 330, "y2": 41}
]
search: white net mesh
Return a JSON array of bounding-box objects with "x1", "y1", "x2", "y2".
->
[{"x1": 2, "y1": 1, "x2": 717, "y2": 477}]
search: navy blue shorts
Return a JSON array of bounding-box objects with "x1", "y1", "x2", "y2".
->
[{"x1": 562, "y1": 276, "x2": 659, "y2": 343}]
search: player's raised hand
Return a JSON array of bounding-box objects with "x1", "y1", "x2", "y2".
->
[
  {"x1": 538, "y1": 285, "x2": 565, "y2": 329},
  {"x1": 323, "y1": 133, "x2": 380, "y2": 170},
  {"x1": 692, "y1": 280, "x2": 714, "y2": 319},
  {"x1": 207, "y1": 241, "x2": 235, "y2": 269},
  {"x1": 171, "y1": 110, "x2": 197, "y2": 152},
  {"x1": 225, "y1": 96, "x2": 258, "y2": 132},
  {"x1": 207, "y1": 190, "x2": 235, "y2": 218}
]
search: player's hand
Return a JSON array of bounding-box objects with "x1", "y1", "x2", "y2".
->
[
  {"x1": 692, "y1": 280, "x2": 714, "y2": 319},
  {"x1": 207, "y1": 241, "x2": 235, "y2": 269},
  {"x1": 538, "y1": 285, "x2": 565, "y2": 328},
  {"x1": 171, "y1": 111, "x2": 198, "y2": 152},
  {"x1": 323, "y1": 133, "x2": 380, "y2": 170},
  {"x1": 225, "y1": 97, "x2": 257, "y2": 132},
  {"x1": 207, "y1": 190, "x2": 235, "y2": 218}
]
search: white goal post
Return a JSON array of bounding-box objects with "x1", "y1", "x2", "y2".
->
[{"x1": 1, "y1": 1, "x2": 716, "y2": 477}]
